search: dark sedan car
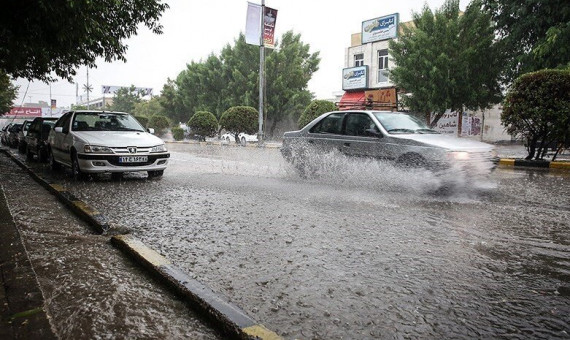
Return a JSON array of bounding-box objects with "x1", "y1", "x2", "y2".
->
[
  {"x1": 17, "y1": 120, "x2": 32, "y2": 153},
  {"x1": 7, "y1": 123, "x2": 23, "y2": 148},
  {"x1": 25, "y1": 117, "x2": 58, "y2": 162},
  {"x1": 1, "y1": 123, "x2": 12, "y2": 145}
]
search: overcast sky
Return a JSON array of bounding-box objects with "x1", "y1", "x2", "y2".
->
[{"x1": 14, "y1": 0, "x2": 469, "y2": 108}]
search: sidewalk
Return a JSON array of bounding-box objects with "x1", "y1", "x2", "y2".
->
[{"x1": 494, "y1": 143, "x2": 570, "y2": 170}]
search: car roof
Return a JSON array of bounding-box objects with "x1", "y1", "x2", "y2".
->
[{"x1": 72, "y1": 110, "x2": 129, "y2": 115}]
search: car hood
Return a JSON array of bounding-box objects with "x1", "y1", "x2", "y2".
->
[
  {"x1": 73, "y1": 131, "x2": 164, "y2": 147},
  {"x1": 393, "y1": 133, "x2": 494, "y2": 151}
]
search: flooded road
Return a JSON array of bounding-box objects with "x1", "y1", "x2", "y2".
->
[{"x1": 11, "y1": 144, "x2": 570, "y2": 338}]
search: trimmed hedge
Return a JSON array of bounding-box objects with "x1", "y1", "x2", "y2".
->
[
  {"x1": 188, "y1": 111, "x2": 218, "y2": 141},
  {"x1": 148, "y1": 114, "x2": 170, "y2": 135},
  {"x1": 219, "y1": 106, "x2": 258, "y2": 135},
  {"x1": 134, "y1": 115, "x2": 149, "y2": 128},
  {"x1": 171, "y1": 127, "x2": 185, "y2": 141}
]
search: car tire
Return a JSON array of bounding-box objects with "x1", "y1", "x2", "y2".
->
[
  {"x1": 71, "y1": 152, "x2": 86, "y2": 180},
  {"x1": 48, "y1": 148, "x2": 60, "y2": 171},
  {"x1": 148, "y1": 170, "x2": 164, "y2": 178}
]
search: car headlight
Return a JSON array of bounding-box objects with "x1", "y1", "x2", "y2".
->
[
  {"x1": 447, "y1": 151, "x2": 470, "y2": 160},
  {"x1": 151, "y1": 144, "x2": 167, "y2": 153},
  {"x1": 84, "y1": 145, "x2": 113, "y2": 153}
]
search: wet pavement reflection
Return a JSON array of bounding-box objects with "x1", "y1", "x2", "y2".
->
[{"x1": 5, "y1": 144, "x2": 570, "y2": 339}]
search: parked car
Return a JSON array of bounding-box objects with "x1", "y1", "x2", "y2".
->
[
  {"x1": 1, "y1": 123, "x2": 12, "y2": 145},
  {"x1": 25, "y1": 117, "x2": 58, "y2": 162},
  {"x1": 281, "y1": 110, "x2": 498, "y2": 177},
  {"x1": 221, "y1": 132, "x2": 258, "y2": 145},
  {"x1": 47, "y1": 110, "x2": 170, "y2": 179},
  {"x1": 7, "y1": 123, "x2": 23, "y2": 148},
  {"x1": 17, "y1": 120, "x2": 32, "y2": 153}
]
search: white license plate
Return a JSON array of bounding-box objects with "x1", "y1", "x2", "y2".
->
[{"x1": 118, "y1": 156, "x2": 148, "y2": 163}]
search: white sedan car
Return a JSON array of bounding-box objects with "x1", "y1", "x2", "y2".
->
[
  {"x1": 47, "y1": 110, "x2": 170, "y2": 179},
  {"x1": 221, "y1": 132, "x2": 258, "y2": 145}
]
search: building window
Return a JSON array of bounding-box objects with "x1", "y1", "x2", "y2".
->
[
  {"x1": 377, "y1": 49, "x2": 389, "y2": 82},
  {"x1": 354, "y1": 53, "x2": 364, "y2": 67}
]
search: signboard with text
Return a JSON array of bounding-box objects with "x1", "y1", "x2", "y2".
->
[
  {"x1": 362, "y1": 13, "x2": 399, "y2": 44},
  {"x1": 342, "y1": 66, "x2": 368, "y2": 91},
  {"x1": 431, "y1": 110, "x2": 459, "y2": 135}
]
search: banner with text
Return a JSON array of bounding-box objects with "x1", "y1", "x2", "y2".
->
[{"x1": 263, "y1": 6, "x2": 278, "y2": 48}]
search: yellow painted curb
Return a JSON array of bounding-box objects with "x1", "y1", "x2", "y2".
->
[
  {"x1": 49, "y1": 183, "x2": 66, "y2": 192},
  {"x1": 114, "y1": 234, "x2": 171, "y2": 267},
  {"x1": 72, "y1": 200, "x2": 100, "y2": 216},
  {"x1": 242, "y1": 324, "x2": 284, "y2": 340},
  {"x1": 498, "y1": 159, "x2": 515, "y2": 166},
  {"x1": 550, "y1": 161, "x2": 570, "y2": 170}
]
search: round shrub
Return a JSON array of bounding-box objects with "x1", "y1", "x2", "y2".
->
[
  {"x1": 298, "y1": 100, "x2": 337, "y2": 128},
  {"x1": 188, "y1": 111, "x2": 218, "y2": 141},
  {"x1": 219, "y1": 106, "x2": 258, "y2": 135},
  {"x1": 171, "y1": 126, "x2": 185, "y2": 141}
]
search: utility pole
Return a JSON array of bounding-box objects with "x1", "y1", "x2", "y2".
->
[
  {"x1": 83, "y1": 68, "x2": 93, "y2": 109},
  {"x1": 258, "y1": 0, "x2": 265, "y2": 144}
]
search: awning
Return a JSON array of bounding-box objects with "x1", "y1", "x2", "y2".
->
[{"x1": 337, "y1": 91, "x2": 365, "y2": 110}]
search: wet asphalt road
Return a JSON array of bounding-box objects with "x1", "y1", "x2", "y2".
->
[{"x1": 8, "y1": 143, "x2": 570, "y2": 339}]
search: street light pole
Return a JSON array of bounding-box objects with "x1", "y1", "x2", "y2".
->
[{"x1": 258, "y1": 0, "x2": 265, "y2": 144}]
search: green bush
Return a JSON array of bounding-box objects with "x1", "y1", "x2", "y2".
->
[
  {"x1": 134, "y1": 115, "x2": 149, "y2": 128},
  {"x1": 298, "y1": 100, "x2": 337, "y2": 128},
  {"x1": 502, "y1": 69, "x2": 570, "y2": 160},
  {"x1": 219, "y1": 106, "x2": 258, "y2": 140},
  {"x1": 148, "y1": 114, "x2": 170, "y2": 135},
  {"x1": 171, "y1": 127, "x2": 185, "y2": 141},
  {"x1": 188, "y1": 111, "x2": 218, "y2": 141}
]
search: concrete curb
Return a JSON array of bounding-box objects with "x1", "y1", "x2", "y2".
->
[
  {"x1": 0, "y1": 148, "x2": 282, "y2": 340},
  {"x1": 111, "y1": 235, "x2": 282, "y2": 340},
  {"x1": 499, "y1": 158, "x2": 570, "y2": 171}
]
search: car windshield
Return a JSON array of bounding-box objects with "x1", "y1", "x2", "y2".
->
[
  {"x1": 373, "y1": 112, "x2": 438, "y2": 134},
  {"x1": 72, "y1": 112, "x2": 145, "y2": 132}
]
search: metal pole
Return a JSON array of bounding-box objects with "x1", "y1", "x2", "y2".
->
[
  {"x1": 258, "y1": 0, "x2": 265, "y2": 143},
  {"x1": 86, "y1": 68, "x2": 90, "y2": 109}
]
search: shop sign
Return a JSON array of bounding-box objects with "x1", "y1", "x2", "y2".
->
[
  {"x1": 342, "y1": 66, "x2": 368, "y2": 90},
  {"x1": 362, "y1": 13, "x2": 399, "y2": 44}
]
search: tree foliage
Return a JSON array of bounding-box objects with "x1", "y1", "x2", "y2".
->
[
  {"x1": 148, "y1": 114, "x2": 170, "y2": 135},
  {"x1": 219, "y1": 106, "x2": 258, "y2": 142},
  {"x1": 133, "y1": 97, "x2": 164, "y2": 117},
  {"x1": 134, "y1": 115, "x2": 149, "y2": 129},
  {"x1": 0, "y1": 71, "x2": 18, "y2": 115},
  {"x1": 170, "y1": 31, "x2": 319, "y2": 137},
  {"x1": 298, "y1": 100, "x2": 337, "y2": 128},
  {"x1": 171, "y1": 127, "x2": 184, "y2": 141},
  {"x1": 109, "y1": 86, "x2": 145, "y2": 113},
  {"x1": 0, "y1": 0, "x2": 168, "y2": 81},
  {"x1": 389, "y1": 0, "x2": 502, "y2": 126},
  {"x1": 159, "y1": 78, "x2": 187, "y2": 124},
  {"x1": 187, "y1": 111, "x2": 218, "y2": 141},
  {"x1": 502, "y1": 69, "x2": 570, "y2": 161},
  {"x1": 481, "y1": 0, "x2": 570, "y2": 84}
]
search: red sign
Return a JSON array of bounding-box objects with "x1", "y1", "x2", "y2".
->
[
  {"x1": 7, "y1": 107, "x2": 42, "y2": 117},
  {"x1": 263, "y1": 7, "x2": 278, "y2": 48}
]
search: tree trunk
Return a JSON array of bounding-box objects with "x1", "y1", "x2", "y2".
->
[{"x1": 526, "y1": 136, "x2": 538, "y2": 160}]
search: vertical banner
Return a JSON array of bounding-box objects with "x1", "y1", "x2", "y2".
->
[
  {"x1": 245, "y1": 2, "x2": 262, "y2": 45},
  {"x1": 263, "y1": 7, "x2": 278, "y2": 48},
  {"x1": 51, "y1": 99, "x2": 57, "y2": 109}
]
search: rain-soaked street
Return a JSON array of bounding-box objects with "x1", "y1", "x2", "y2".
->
[{"x1": 4, "y1": 143, "x2": 570, "y2": 339}]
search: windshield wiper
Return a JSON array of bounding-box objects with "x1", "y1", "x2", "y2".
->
[
  {"x1": 415, "y1": 128, "x2": 438, "y2": 134},
  {"x1": 387, "y1": 128, "x2": 416, "y2": 134}
]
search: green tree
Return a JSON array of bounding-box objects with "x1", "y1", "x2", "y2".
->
[
  {"x1": 133, "y1": 97, "x2": 164, "y2": 117},
  {"x1": 298, "y1": 100, "x2": 337, "y2": 128},
  {"x1": 0, "y1": 71, "x2": 18, "y2": 115},
  {"x1": 502, "y1": 69, "x2": 570, "y2": 161},
  {"x1": 110, "y1": 86, "x2": 144, "y2": 113},
  {"x1": 174, "y1": 31, "x2": 319, "y2": 138},
  {"x1": 171, "y1": 127, "x2": 184, "y2": 141},
  {"x1": 389, "y1": 0, "x2": 502, "y2": 127},
  {"x1": 265, "y1": 32, "x2": 320, "y2": 135},
  {"x1": 159, "y1": 78, "x2": 187, "y2": 123},
  {"x1": 219, "y1": 106, "x2": 258, "y2": 143},
  {"x1": 134, "y1": 115, "x2": 149, "y2": 129},
  {"x1": 0, "y1": 1, "x2": 168, "y2": 81},
  {"x1": 148, "y1": 114, "x2": 170, "y2": 135},
  {"x1": 481, "y1": 0, "x2": 570, "y2": 84},
  {"x1": 187, "y1": 111, "x2": 218, "y2": 141},
  {"x1": 70, "y1": 104, "x2": 88, "y2": 110}
]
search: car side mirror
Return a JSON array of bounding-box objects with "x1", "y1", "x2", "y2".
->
[
  {"x1": 365, "y1": 128, "x2": 382, "y2": 138},
  {"x1": 55, "y1": 127, "x2": 63, "y2": 133},
  {"x1": 147, "y1": 128, "x2": 155, "y2": 134}
]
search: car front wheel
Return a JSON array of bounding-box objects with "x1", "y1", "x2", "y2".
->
[{"x1": 71, "y1": 152, "x2": 86, "y2": 180}]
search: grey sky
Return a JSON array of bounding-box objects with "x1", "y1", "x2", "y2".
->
[{"x1": 14, "y1": 0, "x2": 469, "y2": 108}]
